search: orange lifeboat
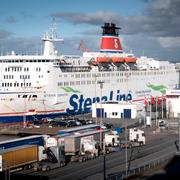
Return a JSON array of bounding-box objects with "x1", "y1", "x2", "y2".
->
[
  {"x1": 111, "y1": 57, "x2": 125, "y2": 63},
  {"x1": 124, "y1": 57, "x2": 137, "y2": 63},
  {"x1": 96, "y1": 57, "x2": 111, "y2": 63}
]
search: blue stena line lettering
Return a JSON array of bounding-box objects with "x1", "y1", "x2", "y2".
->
[{"x1": 66, "y1": 90, "x2": 132, "y2": 114}]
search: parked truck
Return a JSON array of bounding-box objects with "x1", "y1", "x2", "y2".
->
[
  {"x1": 0, "y1": 145, "x2": 41, "y2": 172},
  {"x1": 129, "y1": 128, "x2": 145, "y2": 144},
  {"x1": 33, "y1": 136, "x2": 66, "y2": 171},
  {"x1": 120, "y1": 128, "x2": 145, "y2": 148},
  {"x1": 63, "y1": 129, "x2": 122, "y2": 161},
  {"x1": 63, "y1": 130, "x2": 105, "y2": 162},
  {"x1": 104, "y1": 131, "x2": 120, "y2": 147},
  {"x1": 104, "y1": 131, "x2": 121, "y2": 153}
]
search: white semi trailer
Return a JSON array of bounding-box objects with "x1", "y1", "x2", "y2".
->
[{"x1": 63, "y1": 130, "x2": 108, "y2": 162}]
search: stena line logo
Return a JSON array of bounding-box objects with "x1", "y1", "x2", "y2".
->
[{"x1": 66, "y1": 90, "x2": 132, "y2": 113}]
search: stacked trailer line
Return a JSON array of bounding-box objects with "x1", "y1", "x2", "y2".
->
[
  {"x1": 0, "y1": 135, "x2": 48, "y2": 150},
  {"x1": 32, "y1": 129, "x2": 106, "y2": 171},
  {"x1": 57, "y1": 124, "x2": 101, "y2": 136}
]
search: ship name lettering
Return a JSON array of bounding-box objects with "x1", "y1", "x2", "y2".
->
[{"x1": 66, "y1": 90, "x2": 132, "y2": 114}]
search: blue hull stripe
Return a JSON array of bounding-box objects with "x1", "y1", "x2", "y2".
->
[{"x1": 0, "y1": 110, "x2": 91, "y2": 124}]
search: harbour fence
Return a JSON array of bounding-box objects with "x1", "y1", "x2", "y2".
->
[{"x1": 107, "y1": 151, "x2": 176, "y2": 180}]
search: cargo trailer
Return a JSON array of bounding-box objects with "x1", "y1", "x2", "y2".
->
[{"x1": 0, "y1": 145, "x2": 39, "y2": 172}]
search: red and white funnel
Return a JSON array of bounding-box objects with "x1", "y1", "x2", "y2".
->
[{"x1": 100, "y1": 23, "x2": 122, "y2": 53}]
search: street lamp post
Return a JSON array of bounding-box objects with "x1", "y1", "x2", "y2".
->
[
  {"x1": 95, "y1": 74, "x2": 98, "y2": 124},
  {"x1": 103, "y1": 140, "x2": 106, "y2": 180},
  {"x1": 125, "y1": 73, "x2": 129, "y2": 179},
  {"x1": 125, "y1": 112, "x2": 128, "y2": 178},
  {"x1": 4, "y1": 160, "x2": 10, "y2": 180},
  {"x1": 155, "y1": 97, "x2": 158, "y2": 128},
  {"x1": 97, "y1": 80, "x2": 105, "y2": 180},
  {"x1": 23, "y1": 78, "x2": 26, "y2": 128},
  {"x1": 150, "y1": 102, "x2": 152, "y2": 124},
  {"x1": 162, "y1": 97, "x2": 164, "y2": 119},
  {"x1": 98, "y1": 80, "x2": 104, "y2": 149},
  {"x1": 179, "y1": 120, "x2": 180, "y2": 152}
]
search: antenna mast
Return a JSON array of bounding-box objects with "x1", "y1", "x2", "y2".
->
[{"x1": 42, "y1": 18, "x2": 64, "y2": 55}]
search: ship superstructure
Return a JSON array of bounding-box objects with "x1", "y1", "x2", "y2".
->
[{"x1": 0, "y1": 22, "x2": 179, "y2": 124}]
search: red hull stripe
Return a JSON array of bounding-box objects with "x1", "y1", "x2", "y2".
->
[{"x1": 0, "y1": 109, "x2": 65, "y2": 116}]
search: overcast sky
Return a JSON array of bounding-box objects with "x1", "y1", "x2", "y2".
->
[{"x1": 0, "y1": 0, "x2": 180, "y2": 61}]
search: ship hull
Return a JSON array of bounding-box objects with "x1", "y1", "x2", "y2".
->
[{"x1": 0, "y1": 67, "x2": 178, "y2": 124}]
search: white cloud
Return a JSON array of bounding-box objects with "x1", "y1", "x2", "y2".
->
[
  {"x1": 0, "y1": 29, "x2": 12, "y2": 39},
  {"x1": 158, "y1": 37, "x2": 180, "y2": 49},
  {"x1": 151, "y1": 0, "x2": 170, "y2": 10},
  {"x1": 51, "y1": 11, "x2": 119, "y2": 25}
]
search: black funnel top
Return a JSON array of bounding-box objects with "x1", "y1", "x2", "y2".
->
[{"x1": 101, "y1": 23, "x2": 120, "y2": 36}]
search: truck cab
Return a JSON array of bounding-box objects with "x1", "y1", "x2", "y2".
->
[
  {"x1": 129, "y1": 128, "x2": 145, "y2": 145},
  {"x1": 104, "y1": 132, "x2": 120, "y2": 147}
]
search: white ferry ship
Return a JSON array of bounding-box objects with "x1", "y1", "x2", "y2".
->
[{"x1": 0, "y1": 22, "x2": 179, "y2": 124}]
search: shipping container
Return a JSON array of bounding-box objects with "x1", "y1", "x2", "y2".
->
[{"x1": 0, "y1": 145, "x2": 38, "y2": 172}]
